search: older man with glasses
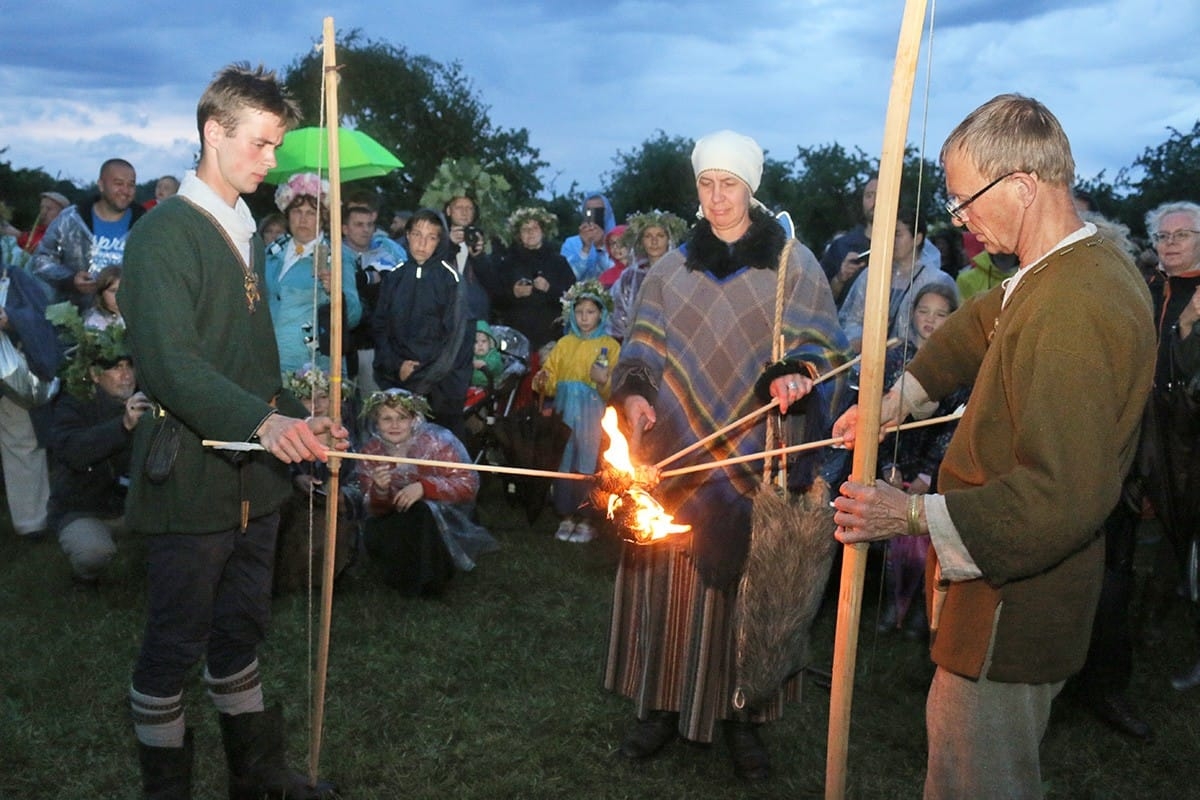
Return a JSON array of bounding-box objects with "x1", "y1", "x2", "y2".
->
[{"x1": 832, "y1": 94, "x2": 1156, "y2": 799}]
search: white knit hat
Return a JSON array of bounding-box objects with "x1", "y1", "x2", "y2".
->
[{"x1": 691, "y1": 130, "x2": 764, "y2": 193}]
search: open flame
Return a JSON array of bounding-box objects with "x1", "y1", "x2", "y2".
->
[{"x1": 599, "y1": 408, "x2": 690, "y2": 544}]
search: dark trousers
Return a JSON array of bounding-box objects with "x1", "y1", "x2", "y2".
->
[
  {"x1": 1077, "y1": 501, "x2": 1138, "y2": 696},
  {"x1": 363, "y1": 502, "x2": 453, "y2": 597},
  {"x1": 131, "y1": 513, "x2": 279, "y2": 697}
]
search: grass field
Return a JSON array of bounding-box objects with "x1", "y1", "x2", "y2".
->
[{"x1": 2, "y1": 476, "x2": 1198, "y2": 799}]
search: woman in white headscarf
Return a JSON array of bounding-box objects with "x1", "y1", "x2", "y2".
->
[{"x1": 605, "y1": 130, "x2": 846, "y2": 781}]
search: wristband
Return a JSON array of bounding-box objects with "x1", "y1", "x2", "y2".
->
[{"x1": 906, "y1": 494, "x2": 922, "y2": 537}]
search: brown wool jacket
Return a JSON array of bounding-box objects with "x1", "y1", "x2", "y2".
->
[{"x1": 907, "y1": 232, "x2": 1155, "y2": 683}]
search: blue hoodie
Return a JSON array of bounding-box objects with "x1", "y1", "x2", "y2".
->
[{"x1": 559, "y1": 192, "x2": 615, "y2": 281}]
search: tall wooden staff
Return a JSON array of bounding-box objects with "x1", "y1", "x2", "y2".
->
[
  {"x1": 310, "y1": 15, "x2": 344, "y2": 786},
  {"x1": 825, "y1": 1, "x2": 928, "y2": 797}
]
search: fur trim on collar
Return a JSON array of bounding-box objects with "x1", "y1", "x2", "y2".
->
[{"x1": 685, "y1": 209, "x2": 785, "y2": 279}]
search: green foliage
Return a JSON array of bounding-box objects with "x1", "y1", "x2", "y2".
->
[
  {"x1": 771, "y1": 143, "x2": 877, "y2": 250},
  {"x1": 773, "y1": 143, "x2": 945, "y2": 253},
  {"x1": 1074, "y1": 171, "x2": 1124, "y2": 221},
  {"x1": 418, "y1": 158, "x2": 512, "y2": 244},
  {"x1": 541, "y1": 193, "x2": 580, "y2": 241},
  {"x1": 603, "y1": 131, "x2": 698, "y2": 223},
  {"x1": 44, "y1": 301, "x2": 129, "y2": 401},
  {"x1": 0, "y1": 149, "x2": 77, "y2": 230},
  {"x1": 279, "y1": 30, "x2": 547, "y2": 220},
  {"x1": 1111, "y1": 121, "x2": 1200, "y2": 238}
]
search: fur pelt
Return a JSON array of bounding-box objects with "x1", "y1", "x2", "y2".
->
[
  {"x1": 685, "y1": 208, "x2": 786, "y2": 279},
  {"x1": 732, "y1": 476, "x2": 838, "y2": 711}
]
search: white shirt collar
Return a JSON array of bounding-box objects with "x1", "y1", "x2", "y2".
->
[{"x1": 177, "y1": 170, "x2": 257, "y2": 267}]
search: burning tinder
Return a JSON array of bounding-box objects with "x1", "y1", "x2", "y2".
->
[{"x1": 596, "y1": 408, "x2": 690, "y2": 545}]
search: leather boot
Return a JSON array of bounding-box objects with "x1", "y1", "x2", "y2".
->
[
  {"x1": 218, "y1": 707, "x2": 337, "y2": 799},
  {"x1": 1090, "y1": 692, "x2": 1154, "y2": 741},
  {"x1": 723, "y1": 720, "x2": 771, "y2": 782},
  {"x1": 137, "y1": 729, "x2": 193, "y2": 800},
  {"x1": 618, "y1": 710, "x2": 678, "y2": 759}
]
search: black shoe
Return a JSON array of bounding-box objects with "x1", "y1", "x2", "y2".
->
[
  {"x1": 1091, "y1": 693, "x2": 1153, "y2": 742},
  {"x1": 1171, "y1": 659, "x2": 1200, "y2": 692},
  {"x1": 724, "y1": 720, "x2": 771, "y2": 782},
  {"x1": 618, "y1": 711, "x2": 678, "y2": 760}
]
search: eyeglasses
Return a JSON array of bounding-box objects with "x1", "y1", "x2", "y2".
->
[
  {"x1": 1152, "y1": 229, "x2": 1200, "y2": 245},
  {"x1": 944, "y1": 172, "x2": 1016, "y2": 222}
]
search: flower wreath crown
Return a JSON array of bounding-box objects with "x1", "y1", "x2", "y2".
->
[
  {"x1": 284, "y1": 364, "x2": 331, "y2": 399},
  {"x1": 360, "y1": 388, "x2": 432, "y2": 421},
  {"x1": 559, "y1": 278, "x2": 613, "y2": 323},
  {"x1": 506, "y1": 206, "x2": 559, "y2": 242},
  {"x1": 274, "y1": 172, "x2": 330, "y2": 213},
  {"x1": 622, "y1": 210, "x2": 690, "y2": 256}
]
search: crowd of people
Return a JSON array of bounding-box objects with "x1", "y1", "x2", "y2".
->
[{"x1": 3, "y1": 64, "x2": 1200, "y2": 799}]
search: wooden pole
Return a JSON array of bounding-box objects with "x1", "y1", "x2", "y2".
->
[
  {"x1": 310, "y1": 15, "x2": 342, "y2": 786},
  {"x1": 825, "y1": 2, "x2": 928, "y2": 797}
]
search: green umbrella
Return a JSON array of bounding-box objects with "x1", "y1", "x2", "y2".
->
[{"x1": 265, "y1": 126, "x2": 404, "y2": 184}]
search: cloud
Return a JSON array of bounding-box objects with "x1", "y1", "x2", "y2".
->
[{"x1": 1, "y1": 0, "x2": 1198, "y2": 201}]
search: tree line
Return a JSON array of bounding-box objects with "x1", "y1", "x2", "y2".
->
[{"x1": 3, "y1": 30, "x2": 1198, "y2": 257}]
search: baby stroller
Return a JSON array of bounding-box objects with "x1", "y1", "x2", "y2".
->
[{"x1": 463, "y1": 324, "x2": 531, "y2": 465}]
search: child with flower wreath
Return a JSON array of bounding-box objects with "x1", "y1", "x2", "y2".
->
[
  {"x1": 355, "y1": 388, "x2": 498, "y2": 595},
  {"x1": 531, "y1": 279, "x2": 621, "y2": 542},
  {"x1": 273, "y1": 364, "x2": 358, "y2": 594}
]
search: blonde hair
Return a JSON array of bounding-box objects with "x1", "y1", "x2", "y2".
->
[
  {"x1": 196, "y1": 62, "x2": 300, "y2": 142},
  {"x1": 940, "y1": 94, "x2": 1075, "y2": 186}
]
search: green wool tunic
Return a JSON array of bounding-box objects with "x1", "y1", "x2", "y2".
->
[
  {"x1": 908, "y1": 233, "x2": 1155, "y2": 683},
  {"x1": 120, "y1": 197, "x2": 308, "y2": 534}
]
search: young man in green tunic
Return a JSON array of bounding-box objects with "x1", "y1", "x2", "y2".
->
[{"x1": 120, "y1": 63, "x2": 346, "y2": 799}]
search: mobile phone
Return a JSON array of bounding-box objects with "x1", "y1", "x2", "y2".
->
[{"x1": 585, "y1": 207, "x2": 604, "y2": 226}]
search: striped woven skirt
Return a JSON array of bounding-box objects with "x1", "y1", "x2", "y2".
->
[{"x1": 602, "y1": 539, "x2": 801, "y2": 743}]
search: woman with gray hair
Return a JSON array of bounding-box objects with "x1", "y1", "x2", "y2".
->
[
  {"x1": 605, "y1": 130, "x2": 846, "y2": 781},
  {"x1": 1139, "y1": 201, "x2": 1200, "y2": 692}
]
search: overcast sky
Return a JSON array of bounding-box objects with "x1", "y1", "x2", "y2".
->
[{"x1": 3, "y1": 1, "x2": 1199, "y2": 200}]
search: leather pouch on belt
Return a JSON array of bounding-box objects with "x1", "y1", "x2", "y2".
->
[{"x1": 144, "y1": 409, "x2": 182, "y2": 484}]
